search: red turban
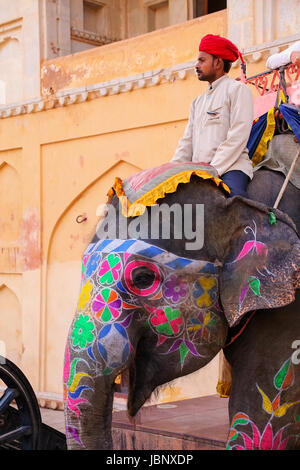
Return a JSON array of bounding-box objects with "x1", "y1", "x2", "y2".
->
[{"x1": 199, "y1": 34, "x2": 244, "y2": 63}]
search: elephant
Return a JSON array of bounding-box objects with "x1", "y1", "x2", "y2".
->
[{"x1": 63, "y1": 152, "x2": 300, "y2": 450}]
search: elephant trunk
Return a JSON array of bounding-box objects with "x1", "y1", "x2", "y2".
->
[
  {"x1": 64, "y1": 338, "x2": 120, "y2": 450},
  {"x1": 65, "y1": 373, "x2": 118, "y2": 450}
]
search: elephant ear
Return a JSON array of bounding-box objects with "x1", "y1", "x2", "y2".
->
[{"x1": 220, "y1": 209, "x2": 300, "y2": 327}]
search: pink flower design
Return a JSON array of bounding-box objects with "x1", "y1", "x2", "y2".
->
[
  {"x1": 228, "y1": 418, "x2": 289, "y2": 450},
  {"x1": 227, "y1": 357, "x2": 299, "y2": 451},
  {"x1": 98, "y1": 254, "x2": 121, "y2": 285}
]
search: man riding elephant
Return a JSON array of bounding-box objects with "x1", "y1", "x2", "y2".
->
[
  {"x1": 63, "y1": 34, "x2": 300, "y2": 451},
  {"x1": 171, "y1": 34, "x2": 254, "y2": 198}
]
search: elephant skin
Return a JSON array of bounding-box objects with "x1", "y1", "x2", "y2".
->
[{"x1": 63, "y1": 168, "x2": 300, "y2": 450}]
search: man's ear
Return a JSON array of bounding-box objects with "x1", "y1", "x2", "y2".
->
[
  {"x1": 219, "y1": 200, "x2": 300, "y2": 327},
  {"x1": 215, "y1": 56, "x2": 224, "y2": 72}
]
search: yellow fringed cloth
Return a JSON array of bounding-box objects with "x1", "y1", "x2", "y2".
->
[
  {"x1": 217, "y1": 350, "x2": 232, "y2": 398},
  {"x1": 107, "y1": 162, "x2": 230, "y2": 217}
]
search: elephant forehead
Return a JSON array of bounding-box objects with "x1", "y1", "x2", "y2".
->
[{"x1": 84, "y1": 238, "x2": 219, "y2": 274}]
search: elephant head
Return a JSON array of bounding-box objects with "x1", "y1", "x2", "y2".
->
[{"x1": 63, "y1": 176, "x2": 300, "y2": 449}]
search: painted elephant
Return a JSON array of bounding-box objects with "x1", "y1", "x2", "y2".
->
[{"x1": 63, "y1": 161, "x2": 300, "y2": 450}]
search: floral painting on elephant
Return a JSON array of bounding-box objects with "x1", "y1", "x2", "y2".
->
[
  {"x1": 227, "y1": 356, "x2": 300, "y2": 450},
  {"x1": 68, "y1": 238, "x2": 223, "y2": 373},
  {"x1": 64, "y1": 239, "x2": 227, "y2": 448}
]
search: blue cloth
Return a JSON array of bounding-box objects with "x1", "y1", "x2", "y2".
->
[
  {"x1": 279, "y1": 104, "x2": 300, "y2": 143},
  {"x1": 222, "y1": 170, "x2": 250, "y2": 198},
  {"x1": 247, "y1": 104, "x2": 300, "y2": 161},
  {"x1": 247, "y1": 111, "x2": 269, "y2": 160}
]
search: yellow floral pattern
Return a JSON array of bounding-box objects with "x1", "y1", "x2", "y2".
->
[{"x1": 78, "y1": 280, "x2": 93, "y2": 311}]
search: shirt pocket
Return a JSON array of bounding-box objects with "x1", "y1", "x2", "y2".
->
[{"x1": 205, "y1": 105, "x2": 224, "y2": 123}]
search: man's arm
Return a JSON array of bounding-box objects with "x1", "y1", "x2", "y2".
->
[
  {"x1": 171, "y1": 100, "x2": 195, "y2": 162},
  {"x1": 210, "y1": 84, "x2": 253, "y2": 176},
  {"x1": 266, "y1": 41, "x2": 300, "y2": 69}
]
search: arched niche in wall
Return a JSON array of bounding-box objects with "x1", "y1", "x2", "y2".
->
[
  {"x1": 43, "y1": 159, "x2": 142, "y2": 394},
  {"x1": 0, "y1": 284, "x2": 22, "y2": 367},
  {"x1": 0, "y1": 37, "x2": 22, "y2": 104},
  {"x1": 0, "y1": 162, "x2": 22, "y2": 244}
]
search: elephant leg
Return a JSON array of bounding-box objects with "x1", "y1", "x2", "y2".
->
[{"x1": 224, "y1": 296, "x2": 300, "y2": 450}]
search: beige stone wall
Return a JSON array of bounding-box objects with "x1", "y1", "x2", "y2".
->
[
  {"x1": 70, "y1": 0, "x2": 126, "y2": 53},
  {"x1": 40, "y1": 11, "x2": 227, "y2": 95},
  {"x1": 39, "y1": 0, "x2": 72, "y2": 60},
  {"x1": 0, "y1": 0, "x2": 40, "y2": 104},
  {"x1": 40, "y1": 0, "x2": 207, "y2": 60},
  {"x1": 0, "y1": 0, "x2": 228, "y2": 104},
  {"x1": 228, "y1": 0, "x2": 300, "y2": 49}
]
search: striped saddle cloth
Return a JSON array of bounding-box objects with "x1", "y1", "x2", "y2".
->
[{"x1": 107, "y1": 161, "x2": 229, "y2": 217}]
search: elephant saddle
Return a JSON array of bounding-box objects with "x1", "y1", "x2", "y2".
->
[{"x1": 108, "y1": 161, "x2": 230, "y2": 217}]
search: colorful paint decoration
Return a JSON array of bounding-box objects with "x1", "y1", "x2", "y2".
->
[
  {"x1": 163, "y1": 274, "x2": 188, "y2": 304},
  {"x1": 193, "y1": 276, "x2": 217, "y2": 308},
  {"x1": 98, "y1": 253, "x2": 122, "y2": 285},
  {"x1": 124, "y1": 259, "x2": 162, "y2": 297},
  {"x1": 95, "y1": 315, "x2": 134, "y2": 375},
  {"x1": 188, "y1": 311, "x2": 218, "y2": 342},
  {"x1": 64, "y1": 238, "x2": 222, "y2": 446},
  {"x1": 91, "y1": 288, "x2": 122, "y2": 322},
  {"x1": 72, "y1": 314, "x2": 95, "y2": 349},
  {"x1": 70, "y1": 240, "x2": 221, "y2": 371},
  {"x1": 227, "y1": 220, "x2": 274, "y2": 312},
  {"x1": 77, "y1": 280, "x2": 93, "y2": 311},
  {"x1": 226, "y1": 355, "x2": 300, "y2": 450},
  {"x1": 63, "y1": 346, "x2": 93, "y2": 436},
  {"x1": 85, "y1": 252, "x2": 101, "y2": 278}
]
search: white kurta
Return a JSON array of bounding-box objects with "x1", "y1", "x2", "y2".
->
[{"x1": 171, "y1": 74, "x2": 254, "y2": 178}]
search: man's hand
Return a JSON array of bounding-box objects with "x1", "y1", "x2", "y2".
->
[{"x1": 291, "y1": 51, "x2": 300, "y2": 68}]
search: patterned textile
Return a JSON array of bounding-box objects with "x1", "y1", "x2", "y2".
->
[
  {"x1": 247, "y1": 107, "x2": 276, "y2": 166},
  {"x1": 107, "y1": 161, "x2": 230, "y2": 217},
  {"x1": 247, "y1": 103, "x2": 300, "y2": 167},
  {"x1": 84, "y1": 238, "x2": 219, "y2": 274}
]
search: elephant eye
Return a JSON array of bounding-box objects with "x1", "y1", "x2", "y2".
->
[
  {"x1": 124, "y1": 260, "x2": 162, "y2": 296},
  {"x1": 131, "y1": 266, "x2": 156, "y2": 289}
]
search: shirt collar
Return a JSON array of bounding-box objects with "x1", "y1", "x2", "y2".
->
[{"x1": 207, "y1": 74, "x2": 228, "y2": 93}]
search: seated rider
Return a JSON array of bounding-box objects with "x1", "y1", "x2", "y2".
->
[{"x1": 171, "y1": 34, "x2": 254, "y2": 198}]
